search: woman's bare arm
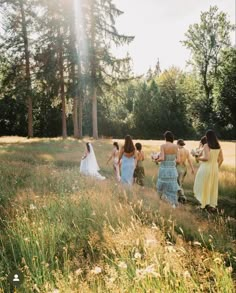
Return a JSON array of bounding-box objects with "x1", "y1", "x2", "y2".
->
[
  {"x1": 187, "y1": 151, "x2": 194, "y2": 173},
  {"x1": 197, "y1": 144, "x2": 209, "y2": 162},
  {"x1": 156, "y1": 145, "x2": 164, "y2": 162},
  {"x1": 218, "y1": 149, "x2": 223, "y2": 167},
  {"x1": 118, "y1": 147, "x2": 124, "y2": 163},
  {"x1": 107, "y1": 149, "x2": 115, "y2": 164}
]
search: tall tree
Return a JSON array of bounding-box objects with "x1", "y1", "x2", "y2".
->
[
  {"x1": 157, "y1": 67, "x2": 193, "y2": 138},
  {"x1": 0, "y1": 0, "x2": 35, "y2": 137},
  {"x1": 182, "y1": 6, "x2": 233, "y2": 127},
  {"x1": 35, "y1": 0, "x2": 69, "y2": 138},
  {"x1": 81, "y1": 0, "x2": 134, "y2": 139}
]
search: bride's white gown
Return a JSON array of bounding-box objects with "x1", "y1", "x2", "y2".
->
[{"x1": 80, "y1": 143, "x2": 105, "y2": 180}]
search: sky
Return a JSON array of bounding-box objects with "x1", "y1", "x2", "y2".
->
[{"x1": 112, "y1": 0, "x2": 236, "y2": 74}]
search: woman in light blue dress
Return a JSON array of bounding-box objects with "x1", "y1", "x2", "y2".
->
[
  {"x1": 155, "y1": 131, "x2": 180, "y2": 207},
  {"x1": 118, "y1": 135, "x2": 136, "y2": 185}
]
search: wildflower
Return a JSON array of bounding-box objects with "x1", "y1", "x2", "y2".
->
[
  {"x1": 145, "y1": 238, "x2": 157, "y2": 247},
  {"x1": 29, "y1": 204, "x2": 37, "y2": 210},
  {"x1": 151, "y1": 223, "x2": 158, "y2": 230},
  {"x1": 75, "y1": 268, "x2": 82, "y2": 276},
  {"x1": 144, "y1": 264, "x2": 155, "y2": 274},
  {"x1": 226, "y1": 266, "x2": 233, "y2": 273},
  {"x1": 144, "y1": 265, "x2": 160, "y2": 278},
  {"x1": 183, "y1": 270, "x2": 191, "y2": 279},
  {"x1": 193, "y1": 241, "x2": 202, "y2": 246},
  {"x1": 166, "y1": 245, "x2": 176, "y2": 253},
  {"x1": 22, "y1": 216, "x2": 28, "y2": 222},
  {"x1": 134, "y1": 252, "x2": 142, "y2": 259},
  {"x1": 91, "y1": 266, "x2": 102, "y2": 274},
  {"x1": 118, "y1": 261, "x2": 127, "y2": 269}
]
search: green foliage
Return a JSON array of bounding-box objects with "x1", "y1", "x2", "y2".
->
[
  {"x1": 182, "y1": 5, "x2": 234, "y2": 131},
  {"x1": 0, "y1": 3, "x2": 235, "y2": 139},
  {"x1": 213, "y1": 48, "x2": 236, "y2": 137}
]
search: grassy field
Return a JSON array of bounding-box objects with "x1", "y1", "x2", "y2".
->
[{"x1": 0, "y1": 137, "x2": 235, "y2": 292}]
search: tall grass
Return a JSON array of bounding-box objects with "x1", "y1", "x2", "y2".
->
[{"x1": 0, "y1": 138, "x2": 235, "y2": 292}]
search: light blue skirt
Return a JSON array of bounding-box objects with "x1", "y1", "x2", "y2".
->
[
  {"x1": 121, "y1": 155, "x2": 135, "y2": 185},
  {"x1": 157, "y1": 155, "x2": 179, "y2": 205}
]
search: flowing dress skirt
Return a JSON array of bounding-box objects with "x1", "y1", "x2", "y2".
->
[
  {"x1": 157, "y1": 154, "x2": 179, "y2": 205},
  {"x1": 80, "y1": 156, "x2": 105, "y2": 180},
  {"x1": 193, "y1": 149, "x2": 220, "y2": 208},
  {"x1": 121, "y1": 155, "x2": 135, "y2": 185}
]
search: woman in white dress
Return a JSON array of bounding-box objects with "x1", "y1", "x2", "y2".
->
[{"x1": 80, "y1": 143, "x2": 105, "y2": 180}]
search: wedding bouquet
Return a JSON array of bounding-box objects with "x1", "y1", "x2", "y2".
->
[
  {"x1": 190, "y1": 148, "x2": 201, "y2": 157},
  {"x1": 191, "y1": 148, "x2": 202, "y2": 162},
  {"x1": 151, "y1": 152, "x2": 160, "y2": 164}
]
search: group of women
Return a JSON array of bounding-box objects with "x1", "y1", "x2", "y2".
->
[
  {"x1": 80, "y1": 129, "x2": 224, "y2": 211},
  {"x1": 80, "y1": 135, "x2": 145, "y2": 186},
  {"x1": 156, "y1": 130, "x2": 223, "y2": 210}
]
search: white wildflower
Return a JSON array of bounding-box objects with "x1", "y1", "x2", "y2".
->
[
  {"x1": 226, "y1": 266, "x2": 233, "y2": 273},
  {"x1": 183, "y1": 270, "x2": 191, "y2": 279},
  {"x1": 166, "y1": 245, "x2": 176, "y2": 253},
  {"x1": 118, "y1": 261, "x2": 127, "y2": 269},
  {"x1": 134, "y1": 252, "x2": 142, "y2": 259},
  {"x1": 145, "y1": 238, "x2": 158, "y2": 247},
  {"x1": 91, "y1": 266, "x2": 102, "y2": 274},
  {"x1": 29, "y1": 204, "x2": 37, "y2": 210},
  {"x1": 75, "y1": 268, "x2": 82, "y2": 276}
]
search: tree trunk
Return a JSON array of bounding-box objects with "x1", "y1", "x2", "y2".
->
[
  {"x1": 79, "y1": 97, "x2": 83, "y2": 138},
  {"x1": 19, "y1": 0, "x2": 33, "y2": 138},
  {"x1": 71, "y1": 62, "x2": 79, "y2": 138},
  {"x1": 92, "y1": 87, "x2": 98, "y2": 139},
  {"x1": 90, "y1": 0, "x2": 98, "y2": 139},
  {"x1": 73, "y1": 95, "x2": 79, "y2": 138},
  {"x1": 58, "y1": 31, "x2": 67, "y2": 139},
  {"x1": 69, "y1": 4, "x2": 79, "y2": 139}
]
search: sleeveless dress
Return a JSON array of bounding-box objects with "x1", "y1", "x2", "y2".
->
[
  {"x1": 113, "y1": 148, "x2": 120, "y2": 181},
  {"x1": 193, "y1": 149, "x2": 220, "y2": 208},
  {"x1": 134, "y1": 160, "x2": 145, "y2": 186},
  {"x1": 121, "y1": 154, "x2": 135, "y2": 185},
  {"x1": 157, "y1": 154, "x2": 179, "y2": 205}
]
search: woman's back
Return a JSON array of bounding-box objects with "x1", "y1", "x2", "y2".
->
[
  {"x1": 208, "y1": 149, "x2": 220, "y2": 164},
  {"x1": 162, "y1": 143, "x2": 178, "y2": 160}
]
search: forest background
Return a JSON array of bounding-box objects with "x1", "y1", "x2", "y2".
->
[{"x1": 0, "y1": 0, "x2": 235, "y2": 140}]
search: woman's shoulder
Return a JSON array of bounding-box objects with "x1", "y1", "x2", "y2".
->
[{"x1": 163, "y1": 143, "x2": 178, "y2": 151}]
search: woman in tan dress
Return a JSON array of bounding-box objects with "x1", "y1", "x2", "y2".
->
[{"x1": 193, "y1": 130, "x2": 223, "y2": 211}]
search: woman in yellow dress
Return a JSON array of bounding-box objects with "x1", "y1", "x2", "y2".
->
[{"x1": 193, "y1": 130, "x2": 223, "y2": 211}]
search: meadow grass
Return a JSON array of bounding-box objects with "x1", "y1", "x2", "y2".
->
[{"x1": 0, "y1": 137, "x2": 235, "y2": 292}]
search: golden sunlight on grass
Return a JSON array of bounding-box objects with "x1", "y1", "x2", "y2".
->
[{"x1": 0, "y1": 137, "x2": 235, "y2": 292}]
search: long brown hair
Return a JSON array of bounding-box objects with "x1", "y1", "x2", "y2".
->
[
  {"x1": 164, "y1": 131, "x2": 174, "y2": 143},
  {"x1": 206, "y1": 130, "x2": 220, "y2": 149},
  {"x1": 86, "y1": 142, "x2": 90, "y2": 152},
  {"x1": 124, "y1": 135, "x2": 135, "y2": 153}
]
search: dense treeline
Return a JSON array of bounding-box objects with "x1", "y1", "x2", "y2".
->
[{"x1": 0, "y1": 2, "x2": 235, "y2": 139}]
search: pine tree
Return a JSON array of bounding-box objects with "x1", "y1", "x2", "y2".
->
[
  {"x1": 35, "y1": 0, "x2": 69, "y2": 138},
  {"x1": 79, "y1": 0, "x2": 134, "y2": 139},
  {"x1": 0, "y1": 0, "x2": 36, "y2": 137}
]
